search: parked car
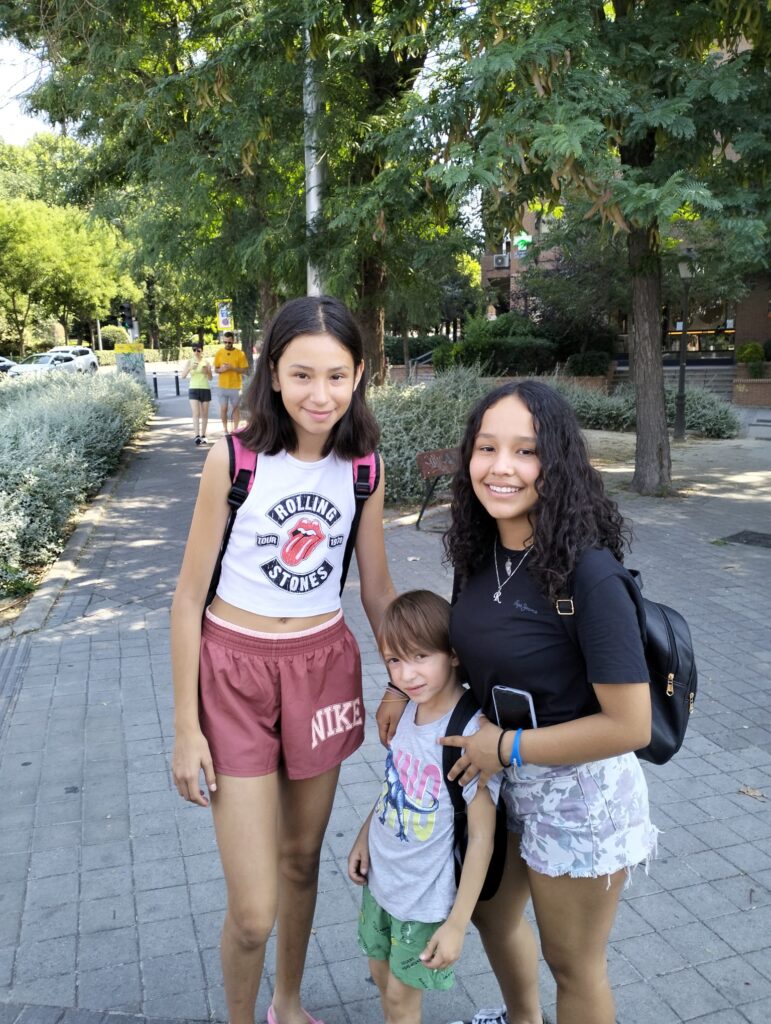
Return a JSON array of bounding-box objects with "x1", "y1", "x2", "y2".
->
[
  {"x1": 0, "y1": 356, "x2": 17, "y2": 374},
  {"x1": 48, "y1": 345, "x2": 99, "y2": 372},
  {"x1": 8, "y1": 352, "x2": 79, "y2": 376}
]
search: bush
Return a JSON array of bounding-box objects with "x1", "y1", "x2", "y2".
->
[
  {"x1": 563, "y1": 350, "x2": 612, "y2": 377},
  {"x1": 553, "y1": 380, "x2": 740, "y2": 438},
  {"x1": 384, "y1": 334, "x2": 437, "y2": 364},
  {"x1": 0, "y1": 373, "x2": 154, "y2": 595},
  {"x1": 437, "y1": 331, "x2": 557, "y2": 376},
  {"x1": 736, "y1": 342, "x2": 764, "y2": 363},
  {"x1": 764, "y1": 339, "x2": 771, "y2": 361},
  {"x1": 99, "y1": 325, "x2": 130, "y2": 349},
  {"x1": 369, "y1": 365, "x2": 491, "y2": 502},
  {"x1": 553, "y1": 381, "x2": 637, "y2": 431}
]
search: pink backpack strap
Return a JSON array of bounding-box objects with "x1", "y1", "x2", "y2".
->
[
  {"x1": 340, "y1": 450, "x2": 380, "y2": 595},
  {"x1": 229, "y1": 431, "x2": 257, "y2": 490},
  {"x1": 351, "y1": 450, "x2": 380, "y2": 496}
]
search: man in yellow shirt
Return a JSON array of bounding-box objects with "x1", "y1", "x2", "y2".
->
[{"x1": 213, "y1": 332, "x2": 249, "y2": 433}]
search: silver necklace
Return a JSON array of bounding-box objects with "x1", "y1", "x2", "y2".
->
[{"x1": 493, "y1": 540, "x2": 531, "y2": 603}]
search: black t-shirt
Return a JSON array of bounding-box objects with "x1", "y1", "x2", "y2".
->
[{"x1": 450, "y1": 546, "x2": 649, "y2": 728}]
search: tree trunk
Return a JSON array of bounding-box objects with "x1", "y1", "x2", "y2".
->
[
  {"x1": 359, "y1": 257, "x2": 386, "y2": 386},
  {"x1": 628, "y1": 225, "x2": 671, "y2": 494},
  {"x1": 145, "y1": 275, "x2": 160, "y2": 349},
  {"x1": 234, "y1": 284, "x2": 259, "y2": 369}
]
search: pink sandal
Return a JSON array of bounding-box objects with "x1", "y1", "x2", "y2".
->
[{"x1": 267, "y1": 1007, "x2": 325, "y2": 1024}]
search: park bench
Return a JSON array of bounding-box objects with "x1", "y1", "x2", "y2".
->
[{"x1": 415, "y1": 447, "x2": 460, "y2": 529}]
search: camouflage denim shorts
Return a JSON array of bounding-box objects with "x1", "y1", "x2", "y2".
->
[{"x1": 502, "y1": 752, "x2": 658, "y2": 880}]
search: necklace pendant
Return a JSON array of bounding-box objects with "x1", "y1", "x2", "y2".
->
[
  {"x1": 493, "y1": 590, "x2": 502, "y2": 603},
  {"x1": 504, "y1": 558, "x2": 512, "y2": 575}
]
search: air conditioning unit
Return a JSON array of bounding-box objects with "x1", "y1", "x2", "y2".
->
[{"x1": 492, "y1": 253, "x2": 511, "y2": 269}]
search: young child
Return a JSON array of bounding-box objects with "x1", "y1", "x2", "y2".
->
[
  {"x1": 348, "y1": 590, "x2": 500, "y2": 1024},
  {"x1": 171, "y1": 296, "x2": 395, "y2": 1024}
]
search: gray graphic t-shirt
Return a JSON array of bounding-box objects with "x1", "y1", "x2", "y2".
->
[{"x1": 367, "y1": 700, "x2": 502, "y2": 924}]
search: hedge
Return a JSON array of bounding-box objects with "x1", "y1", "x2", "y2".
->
[{"x1": 0, "y1": 373, "x2": 154, "y2": 596}]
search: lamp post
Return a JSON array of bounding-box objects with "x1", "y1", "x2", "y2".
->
[{"x1": 674, "y1": 255, "x2": 694, "y2": 442}]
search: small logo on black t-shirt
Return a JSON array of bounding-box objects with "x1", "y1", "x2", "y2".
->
[{"x1": 513, "y1": 599, "x2": 538, "y2": 615}]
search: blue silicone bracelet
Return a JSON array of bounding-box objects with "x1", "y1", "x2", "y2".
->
[{"x1": 510, "y1": 727, "x2": 523, "y2": 768}]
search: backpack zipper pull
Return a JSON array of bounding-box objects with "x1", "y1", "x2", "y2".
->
[{"x1": 666, "y1": 673, "x2": 675, "y2": 697}]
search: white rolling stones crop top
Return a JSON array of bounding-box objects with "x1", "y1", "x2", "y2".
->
[{"x1": 216, "y1": 449, "x2": 357, "y2": 615}]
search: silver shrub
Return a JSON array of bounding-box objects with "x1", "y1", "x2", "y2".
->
[
  {"x1": 0, "y1": 373, "x2": 153, "y2": 578},
  {"x1": 369, "y1": 365, "x2": 492, "y2": 502}
]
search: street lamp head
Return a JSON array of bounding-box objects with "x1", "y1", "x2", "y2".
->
[{"x1": 678, "y1": 247, "x2": 697, "y2": 281}]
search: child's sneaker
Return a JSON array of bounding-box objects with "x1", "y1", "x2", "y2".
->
[
  {"x1": 448, "y1": 1010, "x2": 508, "y2": 1024},
  {"x1": 194, "y1": 435, "x2": 202, "y2": 445},
  {"x1": 199, "y1": 436, "x2": 208, "y2": 445}
]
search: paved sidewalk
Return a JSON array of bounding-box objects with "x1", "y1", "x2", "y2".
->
[{"x1": 1, "y1": 390, "x2": 770, "y2": 1024}]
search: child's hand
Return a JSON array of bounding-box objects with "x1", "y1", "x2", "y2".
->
[
  {"x1": 347, "y1": 832, "x2": 370, "y2": 886},
  {"x1": 419, "y1": 920, "x2": 464, "y2": 970}
]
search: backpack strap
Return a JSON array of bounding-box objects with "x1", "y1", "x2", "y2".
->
[
  {"x1": 339, "y1": 450, "x2": 380, "y2": 595},
  {"x1": 205, "y1": 434, "x2": 258, "y2": 608},
  {"x1": 442, "y1": 689, "x2": 480, "y2": 816}
]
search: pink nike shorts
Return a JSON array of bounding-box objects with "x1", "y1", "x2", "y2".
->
[{"x1": 198, "y1": 610, "x2": 364, "y2": 780}]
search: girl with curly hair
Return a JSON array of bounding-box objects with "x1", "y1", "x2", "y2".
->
[{"x1": 378, "y1": 380, "x2": 657, "y2": 1024}]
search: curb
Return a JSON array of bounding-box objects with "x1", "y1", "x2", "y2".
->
[{"x1": 0, "y1": 433, "x2": 145, "y2": 643}]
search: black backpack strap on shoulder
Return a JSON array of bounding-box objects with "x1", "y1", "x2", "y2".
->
[
  {"x1": 443, "y1": 688, "x2": 507, "y2": 902},
  {"x1": 205, "y1": 436, "x2": 256, "y2": 608},
  {"x1": 442, "y1": 689, "x2": 480, "y2": 815},
  {"x1": 339, "y1": 451, "x2": 378, "y2": 595}
]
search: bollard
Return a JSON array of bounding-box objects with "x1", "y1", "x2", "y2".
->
[
  {"x1": 152, "y1": 372, "x2": 158, "y2": 398},
  {"x1": 175, "y1": 371, "x2": 180, "y2": 396}
]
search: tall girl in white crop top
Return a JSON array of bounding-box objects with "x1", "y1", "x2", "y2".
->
[{"x1": 170, "y1": 296, "x2": 397, "y2": 1024}]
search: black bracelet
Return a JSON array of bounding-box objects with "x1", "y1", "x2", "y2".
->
[{"x1": 497, "y1": 729, "x2": 512, "y2": 768}]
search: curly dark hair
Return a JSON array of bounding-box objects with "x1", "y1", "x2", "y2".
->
[
  {"x1": 443, "y1": 380, "x2": 629, "y2": 600},
  {"x1": 239, "y1": 295, "x2": 380, "y2": 458}
]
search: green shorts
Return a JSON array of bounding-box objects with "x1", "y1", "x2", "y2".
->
[{"x1": 357, "y1": 886, "x2": 455, "y2": 991}]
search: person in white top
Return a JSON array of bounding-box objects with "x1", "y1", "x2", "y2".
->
[{"x1": 171, "y1": 296, "x2": 396, "y2": 1024}]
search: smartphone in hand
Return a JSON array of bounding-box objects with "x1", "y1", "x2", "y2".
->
[{"x1": 491, "y1": 685, "x2": 537, "y2": 730}]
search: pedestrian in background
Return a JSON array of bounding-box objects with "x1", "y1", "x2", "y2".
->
[
  {"x1": 180, "y1": 342, "x2": 212, "y2": 445},
  {"x1": 214, "y1": 331, "x2": 249, "y2": 433}
]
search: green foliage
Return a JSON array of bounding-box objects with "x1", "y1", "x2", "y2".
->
[
  {"x1": 438, "y1": 332, "x2": 557, "y2": 376},
  {"x1": 664, "y1": 387, "x2": 741, "y2": 438},
  {"x1": 99, "y1": 325, "x2": 130, "y2": 349},
  {"x1": 764, "y1": 340, "x2": 771, "y2": 361},
  {"x1": 564, "y1": 351, "x2": 611, "y2": 377},
  {"x1": 552, "y1": 382, "x2": 638, "y2": 432},
  {"x1": 745, "y1": 361, "x2": 765, "y2": 379},
  {"x1": 0, "y1": 196, "x2": 129, "y2": 351},
  {"x1": 0, "y1": 373, "x2": 153, "y2": 594},
  {"x1": 552, "y1": 381, "x2": 739, "y2": 438},
  {"x1": 368, "y1": 366, "x2": 491, "y2": 502},
  {"x1": 736, "y1": 342, "x2": 765, "y2": 363},
  {"x1": 383, "y1": 335, "x2": 437, "y2": 364}
]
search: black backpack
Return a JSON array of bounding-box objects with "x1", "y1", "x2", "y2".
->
[
  {"x1": 557, "y1": 568, "x2": 697, "y2": 765},
  {"x1": 442, "y1": 690, "x2": 508, "y2": 902}
]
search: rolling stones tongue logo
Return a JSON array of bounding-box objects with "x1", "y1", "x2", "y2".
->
[
  {"x1": 260, "y1": 491, "x2": 341, "y2": 593},
  {"x1": 281, "y1": 518, "x2": 325, "y2": 566}
]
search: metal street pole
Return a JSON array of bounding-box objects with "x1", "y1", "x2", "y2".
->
[
  {"x1": 303, "y1": 28, "x2": 323, "y2": 297},
  {"x1": 673, "y1": 276, "x2": 690, "y2": 442}
]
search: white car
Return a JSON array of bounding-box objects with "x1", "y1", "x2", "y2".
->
[
  {"x1": 48, "y1": 345, "x2": 99, "y2": 372},
  {"x1": 8, "y1": 352, "x2": 80, "y2": 376}
]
